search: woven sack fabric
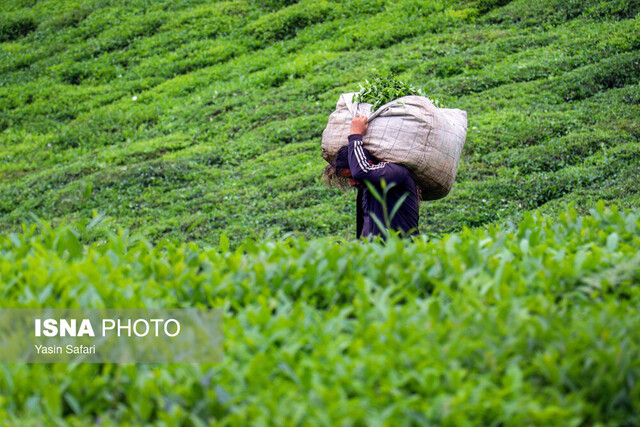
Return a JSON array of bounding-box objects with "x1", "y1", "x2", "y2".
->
[{"x1": 321, "y1": 93, "x2": 467, "y2": 200}]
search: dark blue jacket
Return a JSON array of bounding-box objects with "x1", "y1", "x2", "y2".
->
[{"x1": 347, "y1": 134, "x2": 419, "y2": 239}]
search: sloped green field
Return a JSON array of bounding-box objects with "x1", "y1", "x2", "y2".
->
[
  {"x1": 0, "y1": 204, "x2": 639, "y2": 424},
  {"x1": 1, "y1": 0, "x2": 639, "y2": 244}
]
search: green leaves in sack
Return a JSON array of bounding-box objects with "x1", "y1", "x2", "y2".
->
[{"x1": 352, "y1": 76, "x2": 443, "y2": 111}]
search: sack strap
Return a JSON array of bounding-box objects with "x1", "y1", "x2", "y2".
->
[{"x1": 365, "y1": 106, "x2": 390, "y2": 123}]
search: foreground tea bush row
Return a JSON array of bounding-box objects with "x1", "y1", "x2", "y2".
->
[{"x1": 1, "y1": 203, "x2": 639, "y2": 425}]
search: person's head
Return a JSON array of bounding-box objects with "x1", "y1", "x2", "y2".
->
[
  {"x1": 338, "y1": 166, "x2": 360, "y2": 188},
  {"x1": 322, "y1": 145, "x2": 360, "y2": 190}
]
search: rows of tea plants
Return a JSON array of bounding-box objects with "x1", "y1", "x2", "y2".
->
[
  {"x1": 1, "y1": 0, "x2": 639, "y2": 245},
  {"x1": 1, "y1": 203, "x2": 639, "y2": 424}
]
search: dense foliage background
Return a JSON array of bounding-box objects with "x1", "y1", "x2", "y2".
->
[
  {"x1": 1, "y1": 0, "x2": 639, "y2": 424},
  {"x1": 1, "y1": 0, "x2": 638, "y2": 245}
]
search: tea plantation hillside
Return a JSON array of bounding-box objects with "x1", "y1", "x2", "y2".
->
[
  {"x1": 2, "y1": 1, "x2": 640, "y2": 424},
  {"x1": 1, "y1": 0, "x2": 639, "y2": 245},
  {"x1": 1, "y1": 205, "x2": 639, "y2": 424}
]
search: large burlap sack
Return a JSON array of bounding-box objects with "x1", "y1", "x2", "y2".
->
[{"x1": 321, "y1": 93, "x2": 467, "y2": 200}]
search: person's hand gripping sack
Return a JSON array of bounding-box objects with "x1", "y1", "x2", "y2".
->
[{"x1": 350, "y1": 115, "x2": 368, "y2": 136}]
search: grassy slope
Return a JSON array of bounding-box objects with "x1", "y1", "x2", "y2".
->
[{"x1": 1, "y1": 0, "x2": 638, "y2": 245}]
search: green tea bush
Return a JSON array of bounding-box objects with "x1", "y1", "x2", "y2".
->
[
  {"x1": 485, "y1": 0, "x2": 640, "y2": 25},
  {"x1": 1, "y1": 0, "x2": 639, "y2": 245},
  {"x1": 1, "y1": 205, "x2": 640, "y2": 424},
  {"x1": 482, "y1": 130, "x2": 630, "y2": 174},
  {"x1": 40, "y1": 6, "x2": 94, "y2": 31},
  {"x1": 337, "y1": 0, "x2": 386, "y2": 17},
  {"x1": 0, "y1": 14, "x2": 37, "y2": 42},
  {"x1": 251, "y1": 0, "x2": 300, "y2": 9},
  {"x1": 553, "y1": 51, "x2": 640, "y2": 101},
  {"x1": 474, "y1": 0, "x2": 512, "y2": 13},
  {"x1": 245, "y1": 1, "x2": 336, "y2": 42},
  {"x1": 557, "y1": 0, "x2": 640, "y2": 20}
]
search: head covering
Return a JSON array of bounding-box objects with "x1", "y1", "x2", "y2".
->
[{"x1": 333, "y1": 145, "x2": 350, "y2": 172}]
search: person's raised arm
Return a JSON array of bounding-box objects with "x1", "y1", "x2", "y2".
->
[{"x1": 347, "y1": 116, "x2": 407, "y2": 185}]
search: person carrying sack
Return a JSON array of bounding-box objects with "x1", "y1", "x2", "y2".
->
[{"x1": 325, "y1": 115, "x2": 420, "y2": 240}]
